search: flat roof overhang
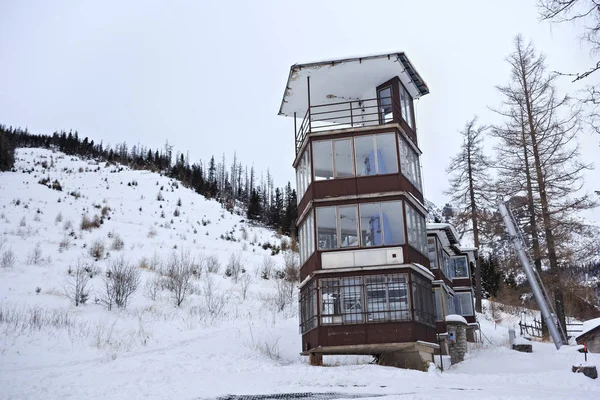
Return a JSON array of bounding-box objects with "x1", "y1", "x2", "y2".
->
[{"x1": 278, "y1": 52, "x2": 429, "y2": 118}]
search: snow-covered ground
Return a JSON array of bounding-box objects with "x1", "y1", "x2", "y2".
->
[{"x1": 1, "y1": 148, "x2": 598, "y2": 400}]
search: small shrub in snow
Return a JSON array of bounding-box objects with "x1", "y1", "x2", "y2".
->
[
  {"x1": 205, "y1": 254, "x2": 220, "y2": 274},
  {"x1": 59, "y1": 234, "x2": 73, "y2": 252},
  {"x1": 203, "y1": 276, "x2": 227, "y2": 318},
  {"x1": 240, "y1": 274, "x2": 252, "y2": 300},
  {"x1": 63, "y1": 219, "x2": 73, "y2": 232},
  {"x1": 240, "y1": 226, "x2": 248, "y2": 241},
  {"x1": 51, "y1": 179, "x2": 62, "y2": 191},
  {"x1": 1, "y1": 248, "x2": 17, "y2": 268},
  {"x1": 19, "y1": 216, "x2": 26, "y2": 227},
  {"x1": 111, "y1": 234, "x2": 124, "y2": 251},
  {"x1": 225, "y1": 251, "x2": 245, "y2": 282},
  {"x1": 173, "y1": 207, "x2": 180, "y2": 217},
  {"x1": 89, "y1": 239, "x2": 105, "y2": 259},
  {"x1": 283, "y1": 251, "x2": 300, "y2": 283},
  {"x1": 156, "y1": 191, "x2": 164, "y2": 201},
  {"x1": 81, "y1": 214, "x2": 101, "y2": 231},
  {"x1": 177, "y1": 198, "x2": 182, "y2": 207},
  {"x1": 101, "y1": 256, "x2": 140, "y2": 311},
  {"x1": 55, "y1": 212, "x2": 63, "y2": 224},
  {"x1": 147, "y1": 227, "x2": 157, "y2": 238},
  {"x1": 35, "y1": 286, "x2": 41, "y2": 294},
  {"x1": 64, "y1": 259, "x2": 90, "y2": 306},
  {"x1": 70, "y1": 191, "x2": 81, "y2": 199},
  {"x1": 144, "y1": 276, "x2": 162, "y2": 301},
  {"x1": 27, "y1": 243, "x2": 44, "y2": 265},
  {"x1": 260, "y1": 256, "x2": 276, "y2": 280},
  {"x1": 280, "y1": 237, "x2": 290, "y2": 252},
  {"x1": 164, "y1": 251, "x2": 194, "y2": 307},
  {"x1": 101, "y1": 205, "x2": 110, "y2": 217}
]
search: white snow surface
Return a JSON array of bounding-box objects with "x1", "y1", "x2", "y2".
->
[
  {"x1": 581, "y1": 317, "x2": 600, "y2": 336},
  {"x1": 445, "y1": 314, "x2": 468, "y2": 324},
  {"x1": 1, "y1": 148, "x2": 599, "y2": 400}
]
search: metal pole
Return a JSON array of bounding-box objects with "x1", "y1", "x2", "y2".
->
[
  {"x1": 307, "y1": 76, "x2": 312, "y2": 133},
  {"x1": 497, "y1": 199, "x2": 564, "y2": 349}
]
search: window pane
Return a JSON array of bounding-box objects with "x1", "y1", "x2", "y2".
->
[
  {"x1": 339, "y1": 206, "x2": 358, "y2": 248},
  {"x1": 453, "y1": 256, "x2": 469, "y2": 278},
  {"x1": 434, "y1": 288, "x2": 443, "y2": 320},
  {"x1": 455, "y1": 292, "x2": 474, "y2": 316},
  {"x1": 355, "y1": 136, "x2": 376, "y2": 176},
  {"x1": 342, "y1": 277, "x2": 363, "y2": 323},
  {"x1": 334, "y1": 139, "x2": 353, "y2": 178},
  {"x1": 399, "y1": 84, "x2": 413, "y2": 129},
  {"x1": 388, "y1": 274, "x2": 410, "y2": 321},
  {"x1": 381, "y1": 201, "x2": 404, "y2": 245},
  {"x1": 317, "y1": 207, "x2": 337, "y2": 250},
  {"x1": 366, "y1": 275, "x2": 387, "y2": 322},
  {"x1": 321, "y1": 279, "x2": 341, "y2": 324},
  {"x1": 313, "y1": 140, "x2": 333, "y2": 181},
  {"x1": 359, "y1": 203, "x2": 382, "y2": 247},
  {"x1": 378, "y1": 87, "x2": 392, "y2": 123},
  {"x1": 446, "y1": 292, "x2": 456, "y2": 315},
  {"x1": 428, "y1": 237, "x2": 438, "y2": 269},
  {"x1": 375, "y1": 133, "x2": 398, "y2": 174}
]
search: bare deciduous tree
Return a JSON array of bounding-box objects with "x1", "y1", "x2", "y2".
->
[
  {"x1": 102, "y1": 255, "x2": 140, "y2": 310},
  {"x1": 64, "y1": 259, "x2": 90, "y2": 306},
  {"x1": 165, "y1": 250, "x2": 194, "y2": 306}
]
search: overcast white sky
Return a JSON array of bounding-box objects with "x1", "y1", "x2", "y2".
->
[{"x1": 1, "y1": 0, "x2": 598, "y2": 222}]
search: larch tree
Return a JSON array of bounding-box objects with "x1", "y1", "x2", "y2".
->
[
  {"x1": 495, "y1": 35, "x2": 597, "y2": 335},
  {"x1": 445, "y1": 118, "x2": 491, "y2": 313}
]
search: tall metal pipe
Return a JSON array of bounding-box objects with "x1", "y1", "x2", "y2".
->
[{"x1": 497, "y1": 199, "x2": 564, "y2": 349}]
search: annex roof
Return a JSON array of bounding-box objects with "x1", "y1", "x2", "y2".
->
[{"x1": 278, "y1": 52, "x2": 429, "y2": 118}]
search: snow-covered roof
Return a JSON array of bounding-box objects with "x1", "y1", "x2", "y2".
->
[
  {"x1": 445, "y1": 314, "x2": 468, "y2": 324},
  {"x1": 427, "y1": 223, "x2": 460, "y2": 246},
  {"x1": 578, "y1": 317, "x2": 600, "y2": 340},
  {"x1": 278, "y1": 52, "x2": 429, "y2": 118}
]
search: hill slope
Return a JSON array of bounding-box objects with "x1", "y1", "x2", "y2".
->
[{"x1": 1, "y1": 148, "x2": 598, "y2": 400}]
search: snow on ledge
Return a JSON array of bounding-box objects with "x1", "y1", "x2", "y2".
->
[{"x1": 445, "y1": 314, "x2": 468, "y2": 324}]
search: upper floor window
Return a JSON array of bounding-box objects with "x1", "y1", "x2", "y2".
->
[
  {"x1": 399, "y1": 137, "x2": 422, "y2": 192},
  {"x1": 406, "y1": 204, "x2": 427, "y2": 255},
  {"x1": 355, "y1": 133, "x2": 398, "y2": 177},
  {"x1": 298, "y1": 212, "x2": 315, "y2": 265},
  {"x1": 296, "y1": 147, "x2": 311, "y2": 202},
  {"x1": 316, "y1": 200, "x2": 404, "y2": 251},
  {"x1": 451, "y1": 255, "x2": 469, "y2": 279},
  {"x1": 399, "y1": 83, "x2": 413, "y2": 129},
  {"x1": 427, "y1": 236, "x2": 439, "y2": 269},
  {"x1": 454, "y1": 291, "x2": 474, "y2": 317},
  {"x1": 378, "y1": 86, "x2": 393, "y2": 124}
]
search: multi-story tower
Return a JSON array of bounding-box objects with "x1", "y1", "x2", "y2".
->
[{"x1": 278, "y1": 53, "x2": 436, "y2": 368}]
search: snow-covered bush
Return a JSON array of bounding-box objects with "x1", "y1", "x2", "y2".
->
[
  {"x1": 1, "y1": 248, "x2": 16, "y2": 268},
  {"x1": 203, "y1": 276, "x2": 227, "y2": 318},
  {"x1": 260, "y1": 255, "x2": 276, "y2": 280},
  {"x1": 64, "y1": 259, "x2": 90, "y2": 306},
  {"x1": 26, "y1": 243, "x2": 43, "y2": 265},
  {"x1": 111, "y1": 234, "x2": 124, "y2": 251},
  {"x1": 101, "y1": 255, "x2": 140, "y2": 310},
  {"x1": 205, "y1": 254, "x2": 220, "y2": 274},
  {"x1": 225, "y1": 251, "x2": 245, "y2": 282},
  {"x1": 283, "y1": 250, "x2": 299, "y2": 282},
  {"x1": 164, "y1": 251, "x2": 194, "y2": 307},
  {"x1": 89, "y1": 238, "x2": 105, "y2": 259},
  {"x1": 240, "y1": 273, "x2": 252, "y2": 300}
]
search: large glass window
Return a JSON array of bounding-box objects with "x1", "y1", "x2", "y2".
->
[
  {"x1": 434, "y1": 288, "x2": 443, "y2": 321},
  {"x1": 428, "y1": 236, "x2": 438, "y2": 269},
  {"x1": 378, "y1": 86, "x2": 393, "y2": 123},
  {"x1": 451, "y1": 255, "x2": 469, "y2": 279},
  {"x1": 359, "y1": 201, "x2": 404, "y2": 247},
  {"x1": 446, "y1": 291, "x2": 456, "y2": 316},
  {"x1": 406, "y1": 204, "x2": 427, "y2": 255},
  {"x1": 313, "y1": 140, "x2": 333, "y2": 181},
  {"x1": 339, "y1": 206, "x2": 359, "y2": 248},
  {"x1": 322, "y1": 274, "x2": 409, "y2": 325},
  {"x1": 334, "y1": 139, "x2": 354, "y2": 178},
  {"x1": 399, "y1": 83, "x2": 413, "y2": 129},
  {"x1": 295, "y1": 147, "x2": 311, "y2": 202},
  {"x1": 355, "y1": 133, "x2": 398, "y2": 177},
  {"x1": 317, "y1": 207, "x2": 337, "y2": 250},
  {"x1": 317, "y1": 205, "x2": 358, "y2": 250},
  {"x1": 454, "y1": 291, "x2": 474, "y2": 317},
  {"x1": 298, "y1": 212, "x2": 315, "y2": 265},
  {"x1": 300, "y1": 280, "x2": 318, "y2": 333},
  {"x1": 412, "y1": 274, "x2": 435, "y2": 326},
  {"x1": 399, "y1": 138, "x2": 422, "y2": 192},
  {"x1": 441, "y1": 249, "x2": 453, "y2": 279}
]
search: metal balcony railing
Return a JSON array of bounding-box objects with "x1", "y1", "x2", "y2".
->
[{"x1": 294, "y1": 96, "x2": 404, "y2": 155}]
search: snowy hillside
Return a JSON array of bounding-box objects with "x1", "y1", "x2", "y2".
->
[{"x1": 1, "y1": 148, "x2": 599, "y2": 400}]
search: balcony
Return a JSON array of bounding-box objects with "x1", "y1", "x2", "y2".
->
[{"x1": 295, "y1": 96, "x2": 414, "y2": 155}]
